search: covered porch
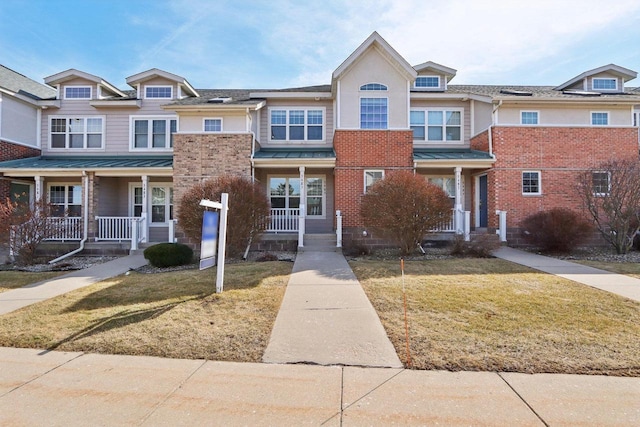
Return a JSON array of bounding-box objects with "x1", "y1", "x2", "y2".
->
[{"x1": 0, "y1": 156, "x2": 175, "y2": 254}]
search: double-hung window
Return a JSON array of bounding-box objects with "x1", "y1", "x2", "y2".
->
[
  {"x1": 50, "y1": 117, "x2": 104, "y2": 149},
  {"x1": 364, "y1": 170, "x2": 384, "y2": 193},
  {"x1": 360, "y1": 98, "x2": 388, "y2": 129},
  {"x1": 269, "y1": 176, "x2": 325, "y2": 217},
  {"x1": 269, "y1": 109, "x2": 324, "y2": 141},
  {"x1": 427, "y1": 176, "x2": 456, "y2": 207},
  {"x1": 591, "y1": 112, "x2": 609, "y2": 126},
  {"x1": 521, "y1": 111, "x2": 539, "y2": 125},
  {"x1": 49, "y1": 185, "x2": 82, "y2": 217},
  {"x1": 131, "y1": 117, "x2": 177, "y2": 149},
  {"x1": 203, "y1": 118, "x2": 222, "y2": 132},
  {"x1": 410, "y1": 109, "x2": 462, "y2": 142},
  {"x1": 522, "y1": 171, "x2": 541, "y2": 195},
  {"x1": 145, "y1": 86, "x2": 173, "y2": 99},
  {"x1": 130, "y1": 185, "x2": 173, "y2": 223},
  {"x1": 592, "y1": 172, "x2": 610, "y2": 196}
]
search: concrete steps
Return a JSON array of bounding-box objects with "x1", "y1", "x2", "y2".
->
[{"x1": 298, "y1": 233, "x2": 340, "y2": 253}]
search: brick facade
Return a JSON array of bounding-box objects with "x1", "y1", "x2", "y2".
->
[
  {"x1": 0, "y1": 139, "x2": 41, "y2": 202},
  {"x1": 172, "y1": 133, "x2": 253, "y2": 242},
  {"x1": 489, "y1": 126, "x2": 639, "y2": 231},
  {"x1": 333, "y1": 129, "x2": 414, "y2": 249}
]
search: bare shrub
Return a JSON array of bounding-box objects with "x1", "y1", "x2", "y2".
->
[
  {"x1": 449, "y1": 234, "x2": 499, "y2": 258},
  {"x1": 360, "y1": 171, "x2": 452, "y2": 256},
  {"x1": 177, "y1": 175, "x2": 270, "y2": 257},
  {"x1": 520, "y1": 208, "x2": 592, "y2": 253}
]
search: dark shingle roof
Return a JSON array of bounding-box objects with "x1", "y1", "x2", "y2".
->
[
  {"x1": 0, "y1": 156, "x2": 173, "y2": 169},
  {"x1": 0, "y1": 65, "x2": 56, "y2": 100},
  {"x1": 445, "y1": 85, "x2": 640, "y2": 100}
]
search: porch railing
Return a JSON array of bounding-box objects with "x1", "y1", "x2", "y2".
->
[
  {"x1": 432, "y1": 210, "x2": 456, "y2": 232},
  {"x1": 267, "y1": 208, "x2": 300, "y2": 232},
  {"x1": 45, "y1": 217, "x2": 83, "y2": 241},
  {"x1": 96, "y1": 216, "x2": 141, "y2": 241}
]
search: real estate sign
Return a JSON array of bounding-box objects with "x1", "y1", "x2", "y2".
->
[{"x1": 199, "y1": 210, "x2": 219, "y2": 270}]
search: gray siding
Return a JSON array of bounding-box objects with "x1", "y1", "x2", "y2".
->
[
  {"x1": 258, "y1": 99, "x2": 334, "y2": 146},
  {"x1": 1, "y1": 95, "x2": 38, "y2": 146}
]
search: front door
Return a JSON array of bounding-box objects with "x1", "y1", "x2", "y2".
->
[{"x1": 478, "y1": 175, "x2": 488, "y2": 227}]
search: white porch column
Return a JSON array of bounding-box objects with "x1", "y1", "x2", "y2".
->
[
  {"x1": 454, "y1": 167, "x2": 463, "y2": 234},
  {"x1": 141, "y1": 175, "x2": 149, "y2": 243},
  {"x1": 298, "y1": 166, "x2": 306, "y2": 248},
  {"x1": 35, "y1": 175, "x2": 44, "y2": 201}
]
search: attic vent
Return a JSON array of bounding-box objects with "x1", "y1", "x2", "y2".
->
[
  {"x1": 500, "y1": 89, "x2": 532, "y2": 96},
  {"x1": 208, "y1": 97, "x2": 232, "y2": 103},
  {"x1": 562, "y1": 90, "x2": 601, "y2": 97}
]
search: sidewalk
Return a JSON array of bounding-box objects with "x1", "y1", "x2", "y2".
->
[
  {"x1": 263, "y1": 250, "x2": 402, "y2": 367},
  {"x1": 0, "y1": 254, "x2": 148, "y2": 315},
  {"x1": 1, "y1": 347, "x2": 638, "y2": 426},
  {"x1": 494, "y1": 247, "x2": 640, "y2": 302}
]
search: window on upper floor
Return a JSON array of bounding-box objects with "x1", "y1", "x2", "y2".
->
[
  {"x1": 145, "y1": 86, "x2": 173, "y2": 99},
  {"x1": 415, "y1": 76, "x2": 440, "y2": 88},
  {"x1": 269, "y1": 108, "x2": 324, "y2": 141},
  {"x1": 411, "y1": 109, "x2": 462, "y2": 142},
  {"x1": 50, "y1": 117, "x2": 104, "y2": 149},
  {"x1": 49, "y1": 185, "x2": 82, "y2": 217},
  {"x1": 592, "y1": 171, "x2": 610, "y2": 196},
  {"x1": 360, "y1": 83, "x2": 388, "y2": 91},
  {"x1": 364, "y1": 170, "x2": 384, "y2": 193},
  {"x1": 203, "y1": 118, "x2": 222, "y2": 132},
  {"x1": 131, "y1": 117, "x2": 177, "y2": 150},
  {"x1": 360, "y1": 98, "x2": 388, "y2": 129},
  {"x1": 521, "y1": 111, "x2": 539, "y2": 125},
  {"x1": 64, "y1": 86, "x2": 92, "y2": 99},
  {"x1": 593, "y1": 78, "x2": 617, "y2": 91},
  {"x1": 522, "y1": 171, "x2": 541, "y2": 195},
  {"x1": 591, "y1": 112, "x2": 609, "y2": 126}
]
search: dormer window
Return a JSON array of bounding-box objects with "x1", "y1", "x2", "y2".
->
[
  {"x1": 64, "y1": 86, "x2": 91, "y2": 99},
  {"x1": 360, "y1": 83, "x2": 387, "y2": 91},
  {"x1": 145, "y1": 86, "x2": 173, "y2": 99},
  {"x1": 592, "y1": 78, "x2": 617, "y2": 91},
  {"x1": 415, "y1": 76, "x2": 440, "y2": 88}
]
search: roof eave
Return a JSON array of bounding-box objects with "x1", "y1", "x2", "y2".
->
[
  {"x1": 414, "y1": 158, "x2": 496, "y2": 168},
  {"x1": 252, "y1": 158, "x2": 336, "y2": 168}
]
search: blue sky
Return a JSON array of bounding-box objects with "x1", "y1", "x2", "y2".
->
[{"x1": 2, "y1": 0, "x2": 640, "y2": 90}]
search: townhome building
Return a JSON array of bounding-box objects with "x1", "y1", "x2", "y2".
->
[{"x1": 1, "y1": 32, "x2": 639, "y2": 255}]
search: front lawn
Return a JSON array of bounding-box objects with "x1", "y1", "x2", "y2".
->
[
  {"x1": 351, "y1": 258, "x2": 640, "y2": 376},
  {"x1": 0, "y1": 271, "x2": 67, "y2": 293}
]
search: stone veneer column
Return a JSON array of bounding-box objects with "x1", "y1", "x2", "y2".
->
[{"x1": 87, "y1": 172, "x2": 98, "y2": 240}]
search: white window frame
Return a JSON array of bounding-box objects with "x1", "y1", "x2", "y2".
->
[
  {"x1": 130, "y1": 183, "x2": 173, "y2": 225},
  {"x1": 592, "y1": 78, "x2": 617, "y2": 91},
  {"x1": 591, "y1": 111, "x2": 609, "y2": 126},
  {"x1": 592, "y1": 171, "x2": 611, "y2": 197},
  {"x1": 360, "y1": 97, "x2": 389, "y2": 130},
  {"x1": 426, "y1": 175, "x2": 456, "y2": 198},
  {"x1": 144, "y1": 85, "x2": 173, "y2": 99},
  {"x1": 364, "y1": 170, "x2": 385, "y2": 193},
  {"x1": 129, "y1": 116, "x2": 177, "y2": 151},
  {"x1": 203, "y1": 118, "x2": 223, "y2": 132},
  {"x1": 49, "y1": 116, "x2": 105, "y2": 150},
  {"x1": 410, "y1": 108, "x2": 464, "y2": 143},
  {"x1": 47, "y1": 183, "x2": 83, "y2": 217},
  {"x1": 520, "y1": 110, "x2": 539, "y2": 125},
  {"x1": 522, "y1": 171, "x2": 542, "y2": 195},
  {"x1": 415, "y1": 76, "x2": 440, "y2": 89},
  {"x1": 268, "y1": 107, "x2": 325, "y2": 142},
  {"x1": 63, "y1": 86, "x2": 92, "y2": 99},
  {"x1": 359, "y1": 82, "x2": 388, "y2": 91},
  {"x1": 267, "y1": 175, "x2": 326, "y2": 218}
]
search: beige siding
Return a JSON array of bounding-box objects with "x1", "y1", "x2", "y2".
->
[
  {"x1": 498, "y1": 104, "x2": 633, "y2": 126},
  {"x1": 410, "y1": 99, "x2": 471, "y2": 148},
  {"x1": 258, "y1": 99, "x2": 334, "y2": 146},
  {"x1": 473, "y1": 100, "x2": 493, "y2": 136},
  {"x1": 179, "y1": 112, "x2": 248, "y2": 132},
  {"x1": 338, "y1": 46, "x2": 409, "y2": 130},
  {"x1": 1, "y1": 95, "x2": 38, "y2": 146}
]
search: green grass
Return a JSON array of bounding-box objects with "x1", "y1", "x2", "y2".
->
[{"x1": 351, "y1": 258, "x2": 640, "y2": 376}]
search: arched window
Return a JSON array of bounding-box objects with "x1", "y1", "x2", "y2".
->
[{"x1": 359, "y1": 83, "x2": 387, "y2": 91}]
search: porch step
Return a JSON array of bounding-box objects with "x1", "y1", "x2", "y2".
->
[{"x1": 298, "y1": 233, "x2": 341, "y2": 253}]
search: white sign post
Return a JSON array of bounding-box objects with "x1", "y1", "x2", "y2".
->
[{"x1": 199, "y1": 193, "x2": 229, "y2": 293}]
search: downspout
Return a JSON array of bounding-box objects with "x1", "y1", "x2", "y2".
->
[
  {"x1": 489, "y1": 100, "x2": 502, "y2": 156},
  {"x1": 49, "y1": 171, "x2": 89, "y2": 263},
  {"x1": 248, "y1": 107, "x2": 256, "y2": 182}
]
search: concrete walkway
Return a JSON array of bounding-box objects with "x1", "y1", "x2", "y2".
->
[
  {"x1": 1, "y1": 347, "x2": 639, "y2": 426},
  {"x1": 263, "y1": 251, "x2": 402, "y2": 368},
  {"x1": 0, "y1": 254, "x2": 148, "y2": 315},
  {"x1": 494, "y1": 247, "x2": 640, "y2": 302}
]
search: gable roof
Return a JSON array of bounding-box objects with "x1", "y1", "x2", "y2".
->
[
  {"x1": 413, "y1": 61, "x2": 457, "y2": 81},
  {"x1": 126, "y1": 68, "x2": 199, "y2": 97},
  {"x1": 44, "y1": 69, "x2": 127, "y2": 97},
  {"x1": 0, "y1": 65, "x2": 56, "y2": 100},
  {"x1": 554, "y1": 64, "x2": 637, "y2": 91},
  {"x1": 332, "y1": 32, "x2": 417, "y2": 84}
]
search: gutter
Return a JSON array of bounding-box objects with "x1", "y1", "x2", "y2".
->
[{"x1": 49, "y1": 171, "x2": 89, "y2": 264}]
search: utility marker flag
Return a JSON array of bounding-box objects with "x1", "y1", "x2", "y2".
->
[{"x1": 200, "y1": 210, "x2": 219, "y2": 270}]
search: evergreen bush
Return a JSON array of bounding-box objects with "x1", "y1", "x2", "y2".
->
[{"x1": 143, "y1": 243, "x2": 194, "y2": 268}]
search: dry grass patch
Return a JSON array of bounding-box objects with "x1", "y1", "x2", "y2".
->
[
  {"x1": 0, "y1": 271, "x2": 67, "y2": 293},
  {"x1": 572, "y1": 260, "x2": 640, "y2": 279},
  {"x1": 351, "y1": 258, "x2": 640, "y2": 376},
  {"x1": 0, "y1": 262, "x2": 291, "y2": 362}
]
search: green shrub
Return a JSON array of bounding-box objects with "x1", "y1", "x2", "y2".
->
[
  {"x1": 520, "y1": 208, "x2": 592, "y2": 253},
  {"x1": 143, "y1": 243, "x2": 194, "y2": 268}
]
